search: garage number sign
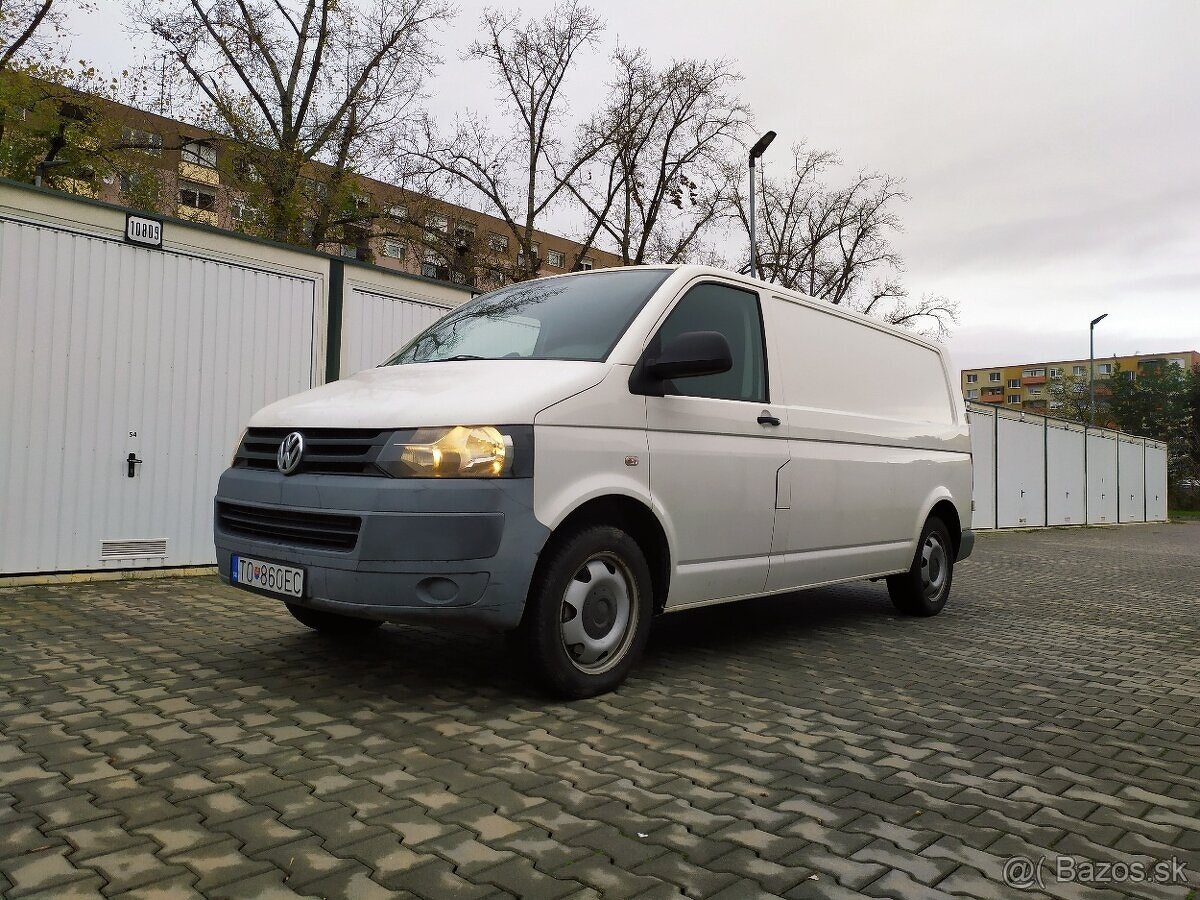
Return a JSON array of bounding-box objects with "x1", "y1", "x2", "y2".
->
[{"x1": 125, "y1": 213, "x2": 163, "y2": 249}]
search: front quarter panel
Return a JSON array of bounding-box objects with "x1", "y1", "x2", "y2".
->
[{"x1": 532, "y1": 364, "x2": 655, "y2": 534}]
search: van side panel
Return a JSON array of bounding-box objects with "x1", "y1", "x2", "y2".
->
[{"x1": 764, "y1": 296, "x2": 971, "y2": 591}]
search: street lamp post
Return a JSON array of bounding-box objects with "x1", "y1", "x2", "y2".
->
[
  {"x1": 1089, "y1": 313, "x2": 1108, "y2": 425},
  {"x1": 748, "y1": 130, "x2": 776, "y2": 280}
]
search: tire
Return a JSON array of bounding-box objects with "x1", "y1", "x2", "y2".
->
[
  {"x1": 887, "y1": 517, "x2": 954, "y2": 616},
  {"x1": 286, "y1": 603, "x2": 383, "y2": 634},
  {"x1": 516, "y1": 524, "x2": 653, "y2": 699}
]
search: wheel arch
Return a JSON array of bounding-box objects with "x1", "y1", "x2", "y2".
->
[{"x1": 539, "y1": 494, "x2": 672, "y2": 614}]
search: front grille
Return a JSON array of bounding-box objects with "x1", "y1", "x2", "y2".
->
[
  {"x1": 217, "y1": 502, "x2": 361, "y2": 551},
  {"x1": 234, "y1": 428, "x2": 389, "y2": 476}
]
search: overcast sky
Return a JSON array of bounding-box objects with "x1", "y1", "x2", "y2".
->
[{"x1": 65, "y1": 0, "x2": 1200, "y2": 371}]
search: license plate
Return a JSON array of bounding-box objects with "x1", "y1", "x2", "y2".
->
[{"x1": 231, "y1": 555, "x2": 304, "y2": 598}]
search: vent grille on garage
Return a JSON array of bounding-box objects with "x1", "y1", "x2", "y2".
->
[{"x1": 100, "y1": 539, "x2": 168, "y2": 560}]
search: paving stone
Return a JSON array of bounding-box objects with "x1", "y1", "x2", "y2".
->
[{"x1": 2, "y1": 525, "x2": 1199, "y2": 899}]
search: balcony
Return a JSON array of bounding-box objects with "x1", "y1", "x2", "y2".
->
[
  {"x1": 1021, "y1": 375, "x2": 1047, "y2": 385},
  {"x1": 179, "y1": 161, "x2": 220, "y2": 186},
  {"x1": 977, "y1": 394, "x2": 1004, "y2": 403},
  {"x1": 177, "y1": 205, "x2": 218, "y2": 226}
]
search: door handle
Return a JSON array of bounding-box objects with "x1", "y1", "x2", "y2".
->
[
  {"x1": 127, "y1": 452, "x2": 143, "y2": 478},
  {"x1": 757, "y1": 414, "x2": 781, "y2": 427}
]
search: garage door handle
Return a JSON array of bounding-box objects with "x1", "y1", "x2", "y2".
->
[
  {"x1": 127, "y1": 453, "x2": 143, "y2": 478},
  {"x1": 757, "y1": 414, "x2": 781, "y2": 427}
]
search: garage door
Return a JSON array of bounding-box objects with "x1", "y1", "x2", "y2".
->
[
  {"x1": 1046, "y1": 421, "x2": 1086, "y2": 526},
  {"x1": 338, "y1": 285, "x2": 450, "y2": 377},
  {"x1": 996, "y1": 414, "x2": 1046, "y2": 528},
  {"x1": 1145, "y1": 442, "x2": 1168, "y2": 522},
  {"x1": 967, "y1": 406, "x2": 996, "y2": 529},
  {"x1": 1117, "y1": 437, "x2": 1146, "y2": 523},
  {"x1": 1086, "y1": 431, "x2": 1118, "y2": 524},
  {"x1": 0, "y1": 219, "x2": 316, "y2": 574}
]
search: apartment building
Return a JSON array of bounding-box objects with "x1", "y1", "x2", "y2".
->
[
  {"x1": 961, "y1": 350, "x2": 1200, "y2": 411},
  {"x1": 7, "y1": 91, "x2": 621, "y2": 287}
]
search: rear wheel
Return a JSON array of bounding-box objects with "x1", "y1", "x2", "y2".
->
[
  {"x1": 516, "y1": 525, "x2": 652, "y2": 699},
  {"x1": 286, "y1": 603, "x2": 383, "y2": 634},
  {"x1": 887, "y1": 517, "x2": 954, "y2": 616}
]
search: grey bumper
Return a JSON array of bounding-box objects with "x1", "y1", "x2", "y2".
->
[
  {"x1": 957, "y1": 528, "x2": 975, "y2": 562},
  {"x1": 213, "y1": 469, "x2": 549, "y2": 630}
]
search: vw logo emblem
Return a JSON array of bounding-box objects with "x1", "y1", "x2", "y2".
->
[{"x1": 277, "y1": 432, "x2": 304, "y2": 475}]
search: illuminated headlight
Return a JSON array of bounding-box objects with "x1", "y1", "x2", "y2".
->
[{"x1": 376, "y1": 426, "x2": 531, "y2": 478}]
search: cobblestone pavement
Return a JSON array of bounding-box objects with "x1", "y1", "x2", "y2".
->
[{"x1": 2, "y1": 523, "x2": 1199, "y2": 899}]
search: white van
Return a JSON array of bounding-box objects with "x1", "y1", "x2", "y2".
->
[{"x1": 215, "y1": 265, "x2": 973, "y2": 697}]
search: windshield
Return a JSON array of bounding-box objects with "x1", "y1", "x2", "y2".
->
[{"x1": 384, "y1": 268, "x2": 672, "y2": 365}]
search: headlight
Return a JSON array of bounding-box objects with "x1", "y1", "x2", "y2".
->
[{"x1": 376, "y1": 425, "x2": 531, "y2": 478}]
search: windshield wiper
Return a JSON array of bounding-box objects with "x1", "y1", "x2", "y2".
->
[{"x1": 438, "y1": 354, "x2": 488, "y2": 361}]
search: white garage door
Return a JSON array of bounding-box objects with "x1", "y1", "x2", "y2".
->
[
  {"x1": 1046, "y1": 421, "x2": 1086, "y2": 526},
  {"x1": 997, "y1": 415, "x2": 1046, "y2": 528},
  {"x1": 968, "y1": 407, "x2": 996, "y2": 529},
  {"x1": 1145, "y1": 442, "x2": 1168, "y2": 522},
  {"x1": 1086, "y1": 431, "x2": 1118, "y2": 524},
  {"x1": 338, "y1": 285, "x2": 450, "y2": 377},
  {"x1": 1117, "y1": 437, "x2": 1146, "y2": 523},
  {"x1": 0, "y1": 219, "x2": 316, "y2": 574}
]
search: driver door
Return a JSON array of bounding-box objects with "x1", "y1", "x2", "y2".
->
[{"x1": 644, "y1": 281, "x2": 786, "y2": 608}]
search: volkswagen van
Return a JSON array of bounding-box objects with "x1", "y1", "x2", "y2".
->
[{"x1": 215, "y1": 265, "x2": 973, "y2": 697}]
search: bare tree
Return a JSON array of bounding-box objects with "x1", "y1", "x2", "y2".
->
[
  {"x1": 571, "y1": 48, "x2": 748, "y2": 268},
  {"x1": 132, "y1": 0, "x2": 451, "y2": 245},
  {"x1": 411, "y1": 1, "x2": 605, "y2": 281},
  {"x1": 731, "y1": 143, "x2": 958, "y2": 338},
  {"x1": 0, "y1": 0, "x2": 70, "y2": 75}
]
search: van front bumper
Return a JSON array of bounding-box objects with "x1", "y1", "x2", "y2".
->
[{"x1": 213, "y1": 469, "x2": 549, "y2": 630}]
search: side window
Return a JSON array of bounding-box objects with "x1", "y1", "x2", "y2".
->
[{"x1": 654, "y1": 282, "x2": 767, "y2": 403}]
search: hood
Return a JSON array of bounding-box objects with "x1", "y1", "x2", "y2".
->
[{"x1": 249, "y1": 360, "x2": 609, "y2": 429}]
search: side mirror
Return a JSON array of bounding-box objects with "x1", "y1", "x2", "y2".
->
[{"x1": 630, "y1": 330, "x2": 733, "y2": 396}]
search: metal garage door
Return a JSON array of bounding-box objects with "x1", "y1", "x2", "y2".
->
[
  {"x1": 996, "y1": 414, "x2": 1046, "y2": 527},
  {"x1": 1145, "y1": 442, "x2": 1168, "y2": 521},
  {"x1": 1046, "y1": 420, "x2": 1086, "y2": 526},
  {"x1": 1117, "y1": 437, "x2": 1146, "y2": 523},
  {"x1": 968, "y1": 407, "x2": 996, "y2": 529},
  {"x1": 0, "y1": 219, "x2": 316, "y2": 574},
  {"x1": 338, "y1": 285, "x2": 449, "y2": 376},
  {"x1": 1086, "y1": 431, "x2": 1118, "y2": 524}
]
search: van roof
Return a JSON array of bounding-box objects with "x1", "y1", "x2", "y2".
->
[{"x1": 571, "y1": 264, "x2": 947, "y2": 353}]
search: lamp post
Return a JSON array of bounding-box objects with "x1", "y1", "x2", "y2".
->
[
  {"x1": 1089, "y1": 313, "x2": 1108, "y2": 425},
  {"x1": 748, "y1": 130, "x2": 776, "y2": 280},
  {"x1": 34, "y1": 159, "x2": 72, "y2": 187}
]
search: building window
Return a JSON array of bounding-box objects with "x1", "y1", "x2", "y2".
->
[
  {"x1": 1073, "y1": 365, "x2": 1086, "y2": 376},
  {"x1": 579, "y1": 257, "x2": 595, "y2": 270},
  {"x1": 1049, "y1": 367, "x2": 1061, "y2": 378},
  {"x1": 425, "y1": 214, "x2": 448, "y2": 233},
  {"x1": 1021, "y1": 368, "x2": 1044, "y2": 377},
  {"x1": 421, "y1": 249, "x2": 449, "y2": 280},
  {"x1": 385, "y1": 204, "x2": 407, "y2": 220},
  {"x1": 1050, "y1": 401, "x2": 1063, "y2": 409},
  {"x1": 1029, "y1": 388, "x2": 1042, "y2": 396},
  {"x1": 181, "y1": 140, "x2": 217, "y2": 168},
  {"x1": 488, "y1": 233, "x2": 509, "y2": 253},
  {"x1": 518, "y1": 242, "x2": 540, "y2": 267},
  {"x1": 966, "y1": 389, "x2": 979, "y2": 399},
  {"x1": 340, "y1": 244, "x2": 357, "y2": 259},
  {"x1": 1122, "y1": 371, "x2": 1135, "y2": 381},
  {"x1": 454, "y1": 221, "x2": 476, "y2": 243},
  {"x1": 1007, "y1": 394, "x2": 1020, "y2": 404},
  {"x1": 989, "y1": 372, "x2": 1001, "y2": 382},
  {"x1": 1170, "y1": 357, "x2": 1186, "y2": 368},
  {"x1": 965, "y1": 373, "x2": 978, "y2": 384},
  {"x1": 122, "y1": 127, "x2": 162, "y2": 156},
  {"x1": 1008, "y1": 378, "x2": 1020, "y2": 388},
  {"x1": 381, "y1": 239, "x2": 404, "y2": 260},
  {"x1": 1098, "y1": 363, "x2": 1112, "y2": 375},
  {"x1": 547, "y1": 249, "x2": 565, "y2": 268},
  {"x1": 178, "y1": 182, "x2": 216, "y2": 210},
  {"x1": 231, "y1": 198, "x2": 257, "y2": 224}
]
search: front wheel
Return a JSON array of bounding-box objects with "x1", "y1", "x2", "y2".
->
[
  {"x1": 887, "y1": 517, "x2": 954, "y2": 616},
  {"x1": 285, "y1": 603, "x2": 383, "y2": 634},
  {"x1": 516, "y1": 525, "x2": 653, "y2": 699}
]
